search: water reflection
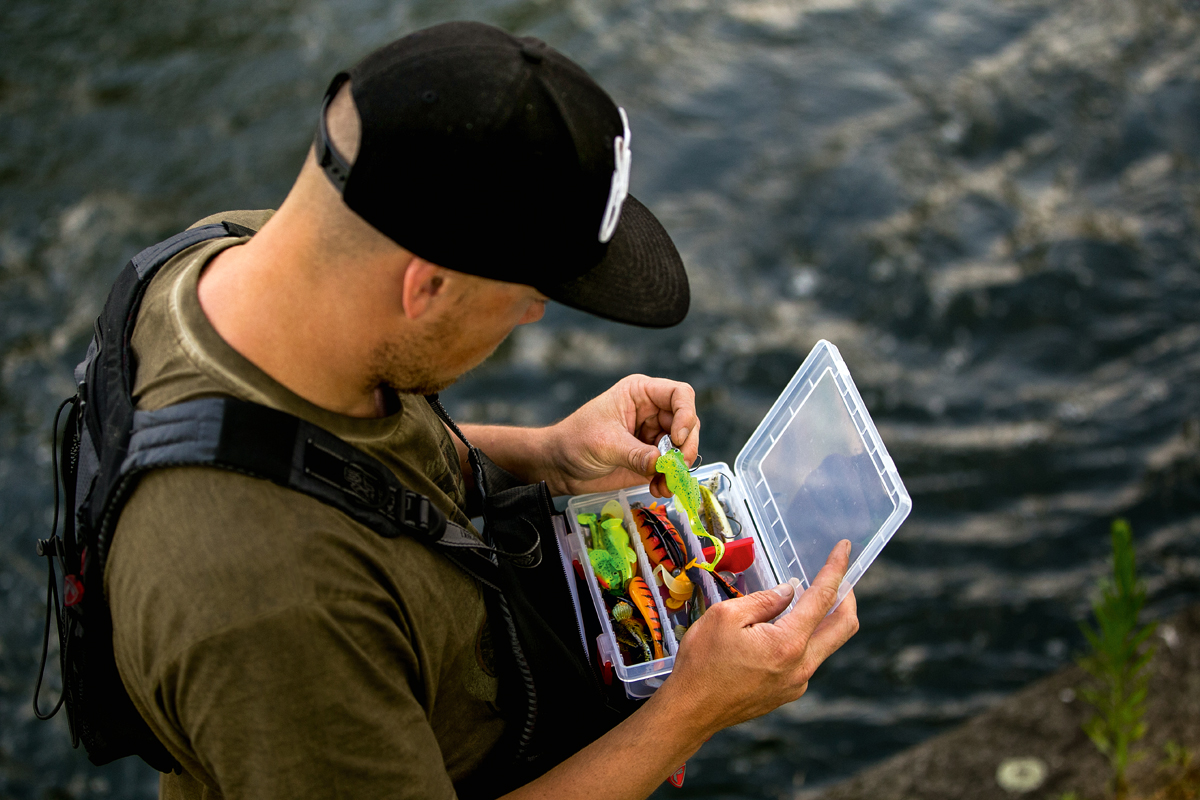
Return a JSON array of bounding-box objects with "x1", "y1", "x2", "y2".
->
[{"x1": 2, "y1": 0, "x2": 1198, "y2": 797}]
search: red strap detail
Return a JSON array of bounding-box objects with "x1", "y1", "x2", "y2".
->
[
  {"x1": 601, "y1": 659, "x2": 613, "y2": 686},
  {"x1": 572, "y1": 559, "x2": 585, "y2": 581},
  {"x1": 668, "y1": 763, "x2": 686, "y2": 788},
  {"x1": 64, "y1": 575, "x2": 85, "y2": 607}
]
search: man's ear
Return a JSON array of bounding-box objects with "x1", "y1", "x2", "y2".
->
[{"x1": 401, "y1": 257, "x2": 447, "y2": 319}]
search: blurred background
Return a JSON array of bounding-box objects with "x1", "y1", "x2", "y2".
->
[{"x1": 2, "y1": 0, "x2": 1198, "y2": 797}]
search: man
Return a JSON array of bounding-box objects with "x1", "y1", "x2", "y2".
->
[{"x1": 105, "y1": 21, "x2": 859, "y2": 800}]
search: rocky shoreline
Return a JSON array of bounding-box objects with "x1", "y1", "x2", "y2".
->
[{"x1": 808, "y1": 606, "x2": 1200, "y2": 800}]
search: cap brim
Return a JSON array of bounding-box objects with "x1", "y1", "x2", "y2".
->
[{"x1": 537, "y1": 195, "x2": 690, "y2": 328}]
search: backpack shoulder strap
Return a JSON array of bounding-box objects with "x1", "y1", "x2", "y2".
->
[
  {"x1": 112, "y1": 396, "x2": 504, "y2": 587},
  {"x1": 40, "y1": 221, "x2": 246, "y2": 773},
  {"x1": 80, "y1": 223, "x2": 238, "y2": 573}
]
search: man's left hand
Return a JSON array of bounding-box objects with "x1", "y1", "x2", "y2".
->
[{"x1": 542, "y1": 374, "x2": 699, "y2": 497}]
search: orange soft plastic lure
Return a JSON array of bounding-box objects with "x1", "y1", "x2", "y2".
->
[
  {"x1": 627, "y1": 576, "x2": 664, "y2": 660},
  {"x1": 632, "y1": 504, "x2": 686, "y2": 574}
]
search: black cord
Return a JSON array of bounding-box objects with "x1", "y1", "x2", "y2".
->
[
  {"x1": 33, "y1": 396, "x2": 74, "y2": 721},
  {"x1": 33, "y1": 558, "x2": 65, "y2": 720}
]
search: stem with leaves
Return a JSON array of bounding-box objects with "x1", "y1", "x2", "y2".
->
[{"x1": 1077, "y1": 518, "x2": 1157, "y2": 800}]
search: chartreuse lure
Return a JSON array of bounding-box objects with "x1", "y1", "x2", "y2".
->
[
  {"x1": 600, "y1": 518, "x2": 637, "y2": 585},
  {"x1": 654, "y1": 436, "x2": 725, "y2": 571},
  {"x1": 578, "y1": 507, "x2": 637, "y2": 595}
]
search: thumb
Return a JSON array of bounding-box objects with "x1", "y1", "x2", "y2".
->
[
  {"x1": 623, "y1": 440, "x2": 661, "y2": 478},
  {"x1": 723, "y1": 581, "x2": 797, "y2": 626}
]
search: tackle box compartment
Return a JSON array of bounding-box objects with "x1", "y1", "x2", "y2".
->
[{"x1": 560, "y1": 339, "x2": 912, "y2": 698}]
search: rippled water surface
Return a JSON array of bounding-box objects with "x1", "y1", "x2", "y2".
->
[{"x1": 2, "y1": 0, "x2": 1199, "y2": 797}]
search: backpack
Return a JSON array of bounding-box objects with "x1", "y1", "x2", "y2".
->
[{"x1": 33, "y1": 221, "x2": 638, "y2": 795}]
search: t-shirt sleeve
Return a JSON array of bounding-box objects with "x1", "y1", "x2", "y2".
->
[{"x1": 153, "y1": 600, "x2": 457, "y2": 800}]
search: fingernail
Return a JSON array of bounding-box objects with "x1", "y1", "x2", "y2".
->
[
  {"x1": 841, "y1": 540, "x2": 852, "y2": 557},
  {"x1": 789, "y1": 577, "x2": 801, "y2": 588},
  {"x1": 677, "y1": 427, "x2": 689, "y2": 446},
  {"x1": 773, "y1": 582, "x2": 794, "y2": 598}
]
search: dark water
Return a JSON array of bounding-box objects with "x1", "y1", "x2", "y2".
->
[{"x1": 2, "y1": 0, "x2": 1199, "y2": 797}]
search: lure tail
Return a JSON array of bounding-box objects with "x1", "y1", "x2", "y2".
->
[{"x1": 655, "y1": 564, "x2": 694, "y2": 610}]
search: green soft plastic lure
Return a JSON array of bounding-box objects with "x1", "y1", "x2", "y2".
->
[
  {"x1": 654, "y1": 436, "x2": 724, "y2": 571},
  {"x1": 589, "y1": 549, "x2": 625, "y2": 595},
  {"x1": 598, "y1": 517, "x2": 637, "y2": 584},
  {"x1": 578, "y1": 511, "x2": 637, "y2": 594}
]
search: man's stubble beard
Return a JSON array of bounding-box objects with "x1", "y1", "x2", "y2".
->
[
  {"x1": 367, "y1": 306, "x2": 489, "y2": 397},
  {"x1": 368, "y1": 334, "x2": 459, "y2": 397}
]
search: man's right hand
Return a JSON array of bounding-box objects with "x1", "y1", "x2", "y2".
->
[
  {"x1": 650, "y1": 538, "x2": 860, "y2": 735},
  {"x1": 501, "y1": 540, "x2": 859, "y2": 800}
]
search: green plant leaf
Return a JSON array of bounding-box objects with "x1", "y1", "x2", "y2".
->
[{"x1": 1075, "y1": 518, "x2": 1157, "y2": 793}]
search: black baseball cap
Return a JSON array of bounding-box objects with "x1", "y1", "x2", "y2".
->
[{"x1": 314, "y1": 21, "x2": 689, "y2": 328}]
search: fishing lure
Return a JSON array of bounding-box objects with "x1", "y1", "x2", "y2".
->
[
  {"x1": 577, "y1": 513, "x2": 602, "y2": 546},
  {"x1": 627, "y1": 577, "x2": 664, "y2": 660},
  {"x1": 599, "y1": 517, "x2": 637, "y2": 585},
  {"x1": 579, "y1": 511, "x2": 636, "y2": 592},
  {"x1": 655, "y1": 436, "x2": 725, "y2": 571},
  {"x1": 589, "y1": 550, "x2": 625, "y2": 596},
  {"x1": 655, "y1": 564, "x2": 694, "y2": 610},
  {"x1": 687, "y1": 582, "x2": 708, "y2": 626},
  {"x1": 632, "y1": 504, "x2": 686, "y2": 574},
  {"x1": 612, "y1": 601, "x2": 653, "y2": 664},
  {"x1": 600, "y1": 499, "x2": 624, "y2": 521},
  {"x1": 710, "y1": 569, "x2": 744, "y2": 600},
  {"x1": 699, "y1": 479, "x2": 736, "y2": 543}
]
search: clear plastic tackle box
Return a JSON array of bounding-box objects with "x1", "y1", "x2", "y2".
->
[{"x1": 554, "y1": 340, "x2": 912, "y2": 698}]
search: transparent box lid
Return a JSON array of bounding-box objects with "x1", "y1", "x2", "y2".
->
[{"x1": 734, "y1": 340, "x2": 912, "y2": 609}]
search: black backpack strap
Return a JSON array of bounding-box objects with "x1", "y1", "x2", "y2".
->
[
  {"x1": 83, "y1": 223, "x2": 241, "y2": 573},
  {"x1": 44, "y1": 220, "x2": 258, "y2": 772},
  {"x1": 113, "y1": 396, "x2": 511, "y2": 588}
]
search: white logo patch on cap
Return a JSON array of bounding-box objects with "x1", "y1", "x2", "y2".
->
[{"x1": 598, "y1": 107, "x2": 632, "y2": 243}]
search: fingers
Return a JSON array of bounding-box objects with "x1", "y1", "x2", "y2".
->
[
  {"x1": 799, "y1": 588, "x2": 859, "y2": 669},
  {"x1": 629, "y1": 377, "x2": 700, "y2": 461},
  {"x1": 776, "y1": 540, "x2": 852, "y2": 640},
  {"x1": 709, "y1": 581, "x2": 796, "y2": 628}
]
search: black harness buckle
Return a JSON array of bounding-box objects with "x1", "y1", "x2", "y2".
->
[
  {"x1": 400, "y1": 491, "x2": 447, "y2": 541},
  {"x1": 37, "y1": 536, "x2": 66, "y2": 558}
]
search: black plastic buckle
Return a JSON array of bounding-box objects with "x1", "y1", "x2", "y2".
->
[
  {"x1": 400, "y1": 492, "x2": 446, "y2": 541},
  {"x1": 36, "y1": 536, "x2": 65, "y2": 558}
]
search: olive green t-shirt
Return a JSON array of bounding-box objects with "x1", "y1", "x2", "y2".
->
[{"x1": 106, "y1": 210, "x2": 506, "y2": 800}]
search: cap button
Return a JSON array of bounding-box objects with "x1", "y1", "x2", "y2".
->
[{"x1": 520, "y1": 40, "x2": 546, "y2": 64}]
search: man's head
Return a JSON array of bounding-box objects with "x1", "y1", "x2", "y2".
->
[
  {"x1": 212, "y1": 22, "x2": 691, "y2": 410},
  {"x1": 314, "y1": 21, "x2": 690, "y2": 330},
  {"x1": 297, "y1": 76, "x2": 549, "y2": 398}
]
